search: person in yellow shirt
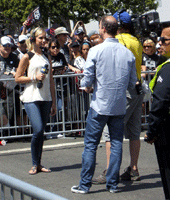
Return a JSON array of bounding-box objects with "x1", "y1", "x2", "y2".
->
[{"x1": 116, "y1": 32, "x2": 142, "y2": 80}]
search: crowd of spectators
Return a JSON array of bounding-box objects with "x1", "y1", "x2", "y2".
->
[
  {"x1": 0, "y1": 11, "x2": 170, "y2": 198},
  {"x1": 0, "y1": 17, "x2": 168, "y2": 139},
  {"x1": 0, "y1": 20, "x2": 103, "y2": 138}
]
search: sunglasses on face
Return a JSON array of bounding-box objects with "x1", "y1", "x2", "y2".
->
[
  {"x1": 51, "y1": 46, "x2": 59, "y2": 49},
  {"x1": 143, "y1": 46, "x2": 152, "y2": 48},
  {"x1": 3, "y1": 44, "x2": 11, "y2": 47},
  {"x1": 158, "y1": 37, "x2": 170, "y2": 44},
  {"x1": 19, "y1": 40, "x2": 25, "y2": 44}
]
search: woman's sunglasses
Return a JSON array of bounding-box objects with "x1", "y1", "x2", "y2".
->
[
  {"x1": 51, "y1": 46, "x2": 59, "y2": 49},
  {"x1": 158, "y1": 37, "x2": 170, "y2": 44},
  {"x1": 143, "y1": 46, "x2": 152, "y2": 48}
]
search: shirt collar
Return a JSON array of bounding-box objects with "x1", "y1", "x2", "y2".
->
[{"x1": 104, "y1": 37, "x2": 119, "y2": 43}]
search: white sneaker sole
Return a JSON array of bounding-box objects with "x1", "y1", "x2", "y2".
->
[
  {"x1": 71, "y1": 185, "x2": 88, "y2": 194},
  {"x1": 109, "y1": 189, "x2": 120, "y2": 193}
]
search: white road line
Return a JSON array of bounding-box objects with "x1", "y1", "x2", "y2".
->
[
  {"x1": 0, "y1": 137, "x2": 145, "y2": 155},
  {"x1": 0, "y1": 141, "x2": 84, "y2": 155}
]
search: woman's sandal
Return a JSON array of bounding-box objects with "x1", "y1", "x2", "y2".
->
[
  {"x1": 29, "y1": 165, "x2": 38, "y2": 175},
  {"x1": 37, "y1": 165, "x2": 51, "y2": 173}
]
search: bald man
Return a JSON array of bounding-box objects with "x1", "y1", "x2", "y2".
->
[
  {"x1": 71, "y1": 15, "x2": 137, "y2": 194},
  {"x1": 93, "y1": 10, "x2": 144, "y2": 185}
]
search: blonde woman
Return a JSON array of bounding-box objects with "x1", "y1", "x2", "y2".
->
[
  {"x1": 15, "y1": 27, "x2": 56, "y2": 175},
  {"x1": 141, "y1": 38, "x2": 166, "y2": 76}
]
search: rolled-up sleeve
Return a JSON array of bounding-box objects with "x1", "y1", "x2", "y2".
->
[{"x1": 81, "y1": 48, "x2": 96, "y2": 87}]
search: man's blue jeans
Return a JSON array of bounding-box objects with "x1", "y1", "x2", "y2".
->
[
  {"x1": 79, "y1": 108, "x2": 124, "y2": 192},
  {"x1": 24, "y1": 101, "x2": 52, "y2": 166}
]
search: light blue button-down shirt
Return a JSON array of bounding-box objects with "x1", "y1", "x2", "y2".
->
[{"x1": 81, "y1": 38, "x2": 137, "y2": 116}]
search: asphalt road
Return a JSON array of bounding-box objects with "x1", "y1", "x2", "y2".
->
[{"x1": 0, "y1": 131, "x2": 165, "y2": 200}]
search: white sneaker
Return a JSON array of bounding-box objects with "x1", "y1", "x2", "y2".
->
[
  {"x1": 57, "y1": 134, "x2": 64, "y2": 138},
  {"x1": 107, "y1": 187, "x2": 120, "y2": 193},
  {"x1": 46, "y1": 135, "x2": 53, "y2": 139},
  {"x1": 71, "y1": 185, "x2": 88, "y2": 194}
]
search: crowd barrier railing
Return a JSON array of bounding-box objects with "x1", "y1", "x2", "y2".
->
[
  {"x1": 0, "y1": 73, "x2": 91, "y2": 140},
  {"x1": 0, "y1": 71, "x2": 155, "y2": 140},
  {"x1": 141, "y1": 70, "x2": 155, "y2": 128},
  {"x1": 0, "y1": 172, "x2": 68, "y2": 200}
]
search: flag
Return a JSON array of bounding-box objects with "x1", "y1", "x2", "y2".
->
[
  {"x1": 47, "y1": 23, "x2": 59, "y2": 39},
  {"x1": 26, "y1": 6, "x2": 41, "y2": 28}
]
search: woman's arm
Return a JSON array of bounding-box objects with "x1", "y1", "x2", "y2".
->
[
  {"x1": 15, "y1": 53, "x2": 45, "y2": 84},
  {"x1": 79, "y1": 21, "x2": 87, "y2": 35},
  {"x1": 141, "y1": 65, "x2": 147, "y2": 79},
  {"x1": 70, "y1": 21, "x2": 80, "y2": 38},
  {"x1": 15, "y1": 54, "x2": 32, "y2": 83},
  {"x1": 49, "y1": 61, "x2": 56, "y2": 116},
  {"x1": 21, "y1": 20, "x2": 28, "y2": 35},
  {"x1": 68, "y1": 64, "x2": 81, "y2": 73}
]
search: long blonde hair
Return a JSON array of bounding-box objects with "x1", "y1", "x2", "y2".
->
[{"x1": 26, "y1": 27, "x2": 45, "y2": 51}]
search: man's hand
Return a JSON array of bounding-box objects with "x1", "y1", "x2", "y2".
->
[
  {"x1": 85, "y1": 87, "x2": 93, "y2": 93},
  {"x1": 50, "y1": 103, "x2": 57, "y2": 116},
  {"x1": 144, "y1": 134, "x2": 157, "y2": 144}
]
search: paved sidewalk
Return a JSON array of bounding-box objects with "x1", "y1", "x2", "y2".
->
[{"x1": 0, "y1": 131, "x2": 165, "y2": 200}]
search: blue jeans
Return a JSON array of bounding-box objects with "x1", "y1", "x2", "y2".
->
[
  {"x1": 79, "y1": 108, "x2": 124, "y2": 192},
  {"x1": 24, "y1": 101, "x2": 52, "y2": 166}
]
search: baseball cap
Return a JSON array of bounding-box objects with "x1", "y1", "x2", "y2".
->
[
  {"x1": 1, "y1": 36, "x2": 13, "y2": 46},
  {"x1": 70, "y1": 38, "x2": 80, "y2": 48},
  {"x1": 113, "y1": 10, "x2": 131, "y2": 24},
  {"x1": 75, "y1": 27, "x2": 84, "y2": 35},
  {"x1": 54, "y1": 27, "x2": 69, "y2": 36},
  {"x1": 88, "y1": 30, "x2": 98, "y2": 38},
  {"x1": 13, "y1": 34, "x2": 18, "y2": 39},
  {"x1": 18, "y1": 35, "x2": 27, "y2": 42}
]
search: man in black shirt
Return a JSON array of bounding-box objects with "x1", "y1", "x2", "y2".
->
[
  {"x1": 0, "y1": 36, "x2": 19, "y2": 127},
  {"x1": 13, "y1": 35, "x2": 27, "y2": 60},
  {"x1": 145, "y1": 26, "x2": 170, "y2": 200}
]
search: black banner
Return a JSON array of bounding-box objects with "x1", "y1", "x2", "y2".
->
[
  {"x1": 26, "y1": 6, "x2": 41, "y2": 28},
  {"x1": 47, "y1": 23, "x2": 59, "y2": 39}
]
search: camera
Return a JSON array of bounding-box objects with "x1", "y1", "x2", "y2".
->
[{"x1": 131, "y1": 10, "x2": 160, "y2": 38}]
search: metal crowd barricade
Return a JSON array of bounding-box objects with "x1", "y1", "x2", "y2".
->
[
  {"x1": 0, "y1": 73, "x2": 91, "y2": 140},
  {"x1": 0, "y1": 172, "x2": 68, "y2": 200},
  {"x1": 141, "y1": 70, "x2": 156, "y2": 128},
  {"x1": 0, "y1": 71, "x2": 155, "y2": 140},
  {"x1": 46, "y1": 72, "x2": 91, "y2": 138}
]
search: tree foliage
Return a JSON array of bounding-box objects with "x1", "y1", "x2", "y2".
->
[{"x1": 0, "y1": 0, "x2": 158, "y2": 32}]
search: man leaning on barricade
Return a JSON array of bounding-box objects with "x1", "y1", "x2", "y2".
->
[{"x1": 0, "y1": 36, "x2": 19, "y2": 135}]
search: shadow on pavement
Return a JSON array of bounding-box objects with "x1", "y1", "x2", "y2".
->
[{"x1": 50, "y1": 163, "x2": 82, "y2": 172}]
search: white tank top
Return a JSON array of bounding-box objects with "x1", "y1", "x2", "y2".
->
[{"x1": 20, "y1": 53, "x2": 52, "y2": 103}]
